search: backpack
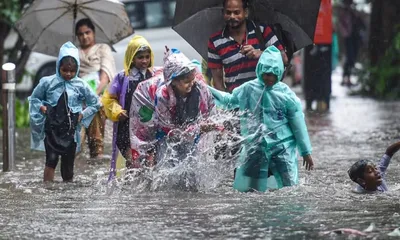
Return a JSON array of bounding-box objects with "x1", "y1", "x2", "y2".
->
[{"x1": 254, "y1": 21, "x2": 296, "y2": 62}]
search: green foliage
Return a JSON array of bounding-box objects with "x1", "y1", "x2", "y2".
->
[
  {"x1": 0, "y1": 99, "x2": 30, "y2": 128},
  {"x1": 358, "y1": 25, "x2": 400, "y2": 99},
  {"x1": 0, "y1": 0, "x2": 22, "y2": 24},
  {"x1": 15, "y1": 99, "x2": 30, "y2": 128}
]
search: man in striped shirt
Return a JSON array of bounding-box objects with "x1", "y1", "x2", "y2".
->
[{"x1": 208, "y1": 0, "x2": 288, "y2": 92}]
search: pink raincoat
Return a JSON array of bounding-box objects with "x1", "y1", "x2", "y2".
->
[{"x1": 154, "y1": 48, "x2": 215, "y2": 137}]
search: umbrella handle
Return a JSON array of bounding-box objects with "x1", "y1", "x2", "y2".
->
[{"x1": 72, "y1": 1, "x2": 78, "y2": 42}]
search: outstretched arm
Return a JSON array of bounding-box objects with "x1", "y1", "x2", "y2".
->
[
  {"x1": 385, "y1": 141, "x2": 400, "y2": 157},
  {"x1": 207, "y1": 85, "x2": 241, "y2": 110}
]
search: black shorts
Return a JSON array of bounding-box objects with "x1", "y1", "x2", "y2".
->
[{"x1": 44, "y1": 138, "x2": 77, "y2": 181}]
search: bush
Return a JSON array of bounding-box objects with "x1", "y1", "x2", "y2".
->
[
  {"x1": 0, "y1": 99, "x2": 30, "y2": 128},
  {"x1": 358, "y1": 25, "x2": 400, "y2": 99}
]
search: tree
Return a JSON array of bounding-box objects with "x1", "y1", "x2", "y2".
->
[
  {"x1": 369, "y1": 0, "x2": 400, "y2": 65},
  {"x1": 0, "y1": 0, "x2": 33, "y2": 84},
  {"x1": 362, "y1": 0, "x2": 400, "y2": 98}
]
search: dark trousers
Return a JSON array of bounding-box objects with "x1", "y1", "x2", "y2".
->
[
  {"x1": 303, "y1": 44, "x2": 332, "y2": 110},
  {"x1": 343, "y1": 36, "x2": 360, "y2": 78},
  {"x1": 45, "y1": 139, "x2": 77, "y2": 181}
]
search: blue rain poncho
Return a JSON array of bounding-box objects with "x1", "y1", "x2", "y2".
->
[
  {"x1": 208, "y1": 46, "x2": 312, "y2": 192},
  {"x1": 29, "y1": 41, "x2": 100, "y2": 151}
]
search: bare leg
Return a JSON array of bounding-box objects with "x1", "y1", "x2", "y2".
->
[
  {"x1": 87, "y1": 108, "x2": 106, "y2": 159},
  {"x1": 43, "y1": 166, "x2": 55, "y2": 182}
]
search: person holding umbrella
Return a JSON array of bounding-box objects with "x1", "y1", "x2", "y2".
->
[
  {"x1": 75, "y1": 18, "x2": 117, "y2": 161},
  {"x1": 207, "y1": 0, "x2": 288, "y2": 93}
]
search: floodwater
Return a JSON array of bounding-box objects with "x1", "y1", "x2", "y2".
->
[{"x1": 1, "y1": 71, "x2": 400, "y2": 239}]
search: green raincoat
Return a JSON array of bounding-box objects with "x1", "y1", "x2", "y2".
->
[{"x1": 208, "y1": 46, "x2": 312, "y2": 192}]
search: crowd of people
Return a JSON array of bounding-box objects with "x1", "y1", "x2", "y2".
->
[{"x1": 29, "y1": 0, "x2": 395, "y2": 194}]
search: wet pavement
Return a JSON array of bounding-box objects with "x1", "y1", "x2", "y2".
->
[{"x1": 1, "y1": 69, "x2": 400, "y2": 239}]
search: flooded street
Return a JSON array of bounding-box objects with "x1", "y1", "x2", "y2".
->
[{"x1": 1, "y1": 71, "x2": 400, "y2": 239}]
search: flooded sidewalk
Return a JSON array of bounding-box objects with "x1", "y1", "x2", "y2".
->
[{"x1": 1, "y1": 70, "x2": 400, "y2": 239}]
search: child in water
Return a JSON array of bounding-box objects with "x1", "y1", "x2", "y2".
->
[
  {"x1": 348, "y1": 141, "x2": 400, "y2": 193},
  {"x1": 208, "y1": 46, "x2": 314, "y2": 192},
  {"x1": 29, "y1": 42, "x2": 100, "y2": 182},
  {"x1": 102, "y1": 35, "x2": 162, "y2": 178},
  {"x1": 128, "y1": 47, "x2": 217, "y2": 169}
]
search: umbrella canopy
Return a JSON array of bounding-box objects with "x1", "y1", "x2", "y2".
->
[
  {"x1": 15, "y1": 0, "x2": 134, "y2": 56},
  {"x1": 173, "y1": 0, "x2": 321, "y2": 59}
]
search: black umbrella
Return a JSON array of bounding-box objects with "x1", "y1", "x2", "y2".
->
[{"x1": 173, "y1": 0, "x2": 321, "y2": 60}]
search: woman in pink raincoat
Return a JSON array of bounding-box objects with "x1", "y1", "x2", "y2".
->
[
  {"x1": 153, "y1": 48, "x2": 217, "y2": 166},
  {"x1": 129, "y1": 48, "x2": 217, "y2": 169}
]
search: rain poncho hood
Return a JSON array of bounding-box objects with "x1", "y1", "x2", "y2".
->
[
  {"x1": 255, "y1": 45, "x2": 284, "y2": 85},
  {"x1": 123, "y1": 35, "x2": 154, "y2": 76},
  {"x1": 29, "y1": 41, "x2": 100, "y2": 151},
  {"x1": 56, "y1": 41, "x2": 80, "y2": 79},
  {"x1": 208, "y1": 46, "x2": 312, "y2": 192},
  {"x1": 163, "y1": 48, "x2": 198, "y2": 85}
]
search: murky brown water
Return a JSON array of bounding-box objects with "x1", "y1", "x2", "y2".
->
[{"x1": 1, "y1": 72, "x2": 400, "y2": 239}]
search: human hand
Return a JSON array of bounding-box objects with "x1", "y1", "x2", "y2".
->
[
  {"x1": 303, "y1": 154, "x2": 314, "y2": 170},
  {"x1": 118, "y1": 111, "x2": 128, "y2": 121},
  {"x1": 240, "y1": 45, "x2": 262, "y2": 59},
  {"x1": 200, "y1": 123, "x2": 218, "y2": 133},
  {"x1": 40, "y1": 105, "x2": 47, "y2": 114}
]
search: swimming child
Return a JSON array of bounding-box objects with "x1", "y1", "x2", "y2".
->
[
  {"x1": 208, "y1": 46, "x2": 314, "y2": 192},
  {"x1": 29, "y1": 41, "x2": 100, "y2": 182},
  {"x1": 348, "y1": 141, "x2": 400, "y2": 193}
]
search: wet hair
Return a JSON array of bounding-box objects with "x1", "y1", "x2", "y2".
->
[
  {"x1": 348, "y1": 159, "x2": 370, "y2": 183},
  {"x1": 137, "y1": 45, "x2": 150, "y2": 53},
  {"x1": 134, "y1": 46, "x2": 151, "y2": 59},
  {"x1": 75, "y1": 18, "x2": 95, "y2": 34},
  {"x1": 59, "y1": 56, "x2": 77, "y2": 71},
  {"x1": 223, "y1": 0, "x2": 249, "y2": 9}
]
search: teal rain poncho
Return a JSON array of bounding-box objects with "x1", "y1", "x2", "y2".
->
[
  {"x1": 208, "y1": 46, "x2": 312, "y2": 192},
  {"x1": 29, "y1": 41, "x2": 100, "y2": 151}
]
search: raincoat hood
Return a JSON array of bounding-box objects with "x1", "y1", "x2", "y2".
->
[
  {"x1": 124, "y1": 35, "x2": 154, "y2": 76},
  {"x1": 163, "y1": 48, "x2": 198, "y2": 85},
  {"x1": 56, "y1": 41, "x2": 80, "y2": 80},
  {"x1": 255, "y1": 46, "x2": 284, "y2": 87}
]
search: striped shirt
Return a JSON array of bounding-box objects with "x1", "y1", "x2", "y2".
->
[{"x1": 208, "y1": 21, "x2": 283, "y2": 92}]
